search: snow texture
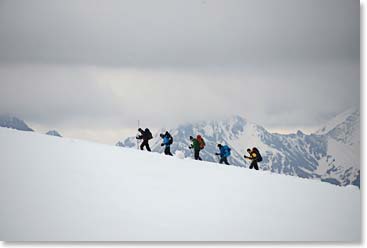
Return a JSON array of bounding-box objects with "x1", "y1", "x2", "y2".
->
[{"x1": 0, "y1": 127, "x2": 360, "y2": 241}]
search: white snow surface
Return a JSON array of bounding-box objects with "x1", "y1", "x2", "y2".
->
[{"x1": 0, "y1": 128, "x2": 360, "y2": 241}]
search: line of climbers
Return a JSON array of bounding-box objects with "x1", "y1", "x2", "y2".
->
[{"x1": 136, "y1": 128, "x2": 262, "y2": 170}]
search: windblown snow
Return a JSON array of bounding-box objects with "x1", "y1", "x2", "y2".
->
[{"x1": 0, "y1": 127, "x2": 360, "y2": 241}]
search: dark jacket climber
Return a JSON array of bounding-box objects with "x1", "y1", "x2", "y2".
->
[
  {"x1": 136, "y1": 128, "x2": 153, "y2": 152},
  {"x1": 244, "y1": 147, "x2": 262, "y2": 170}
]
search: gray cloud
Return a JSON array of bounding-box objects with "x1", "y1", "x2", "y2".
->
[
  {"x1": 0, "y1": 0, "x2": 359, "y2": 66},
  {"x1": 0, "y1": 0, "x2": 360, "y2": 143},
  {"x1": 0, "y1": 62, "x2": 359, "y2": 128}
]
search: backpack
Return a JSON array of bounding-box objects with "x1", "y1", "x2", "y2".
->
[
  {"x1": 146, "y1": 129, "x2": 153, "y2": 140},
  {"x1": 253, "y1": 148, "x2": 262, "y2": 162},
  {"x1": 223, "y1": 145, "x2": 231, "y2": 157},
  {"x1": 197, "y1": 135, "x2": 206, "y2": 149}
]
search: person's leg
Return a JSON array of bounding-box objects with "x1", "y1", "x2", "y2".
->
[
  {"x1": 224, "y1": 157, "x2": 230, "y2": 165},
  {"x1": 167, "y1": 146, "x2": 173, "y2": 156},
  {"x1": 140, "y1": 141, "x2": 145, "y2": 150},
  {"x1": 146, "y1": 142, "x2": 151, "y2": 152},
  {"x1": 219, "y1": 158, "x2": 224, "y2": 164},
  {"x1": 249, "y1": 160, "x2": 255, "y2": 169},
  {"x1": 194, "y1": 150, "x2": 199, "y2": 160},
  {"x1": 254, "y1": 161, "x2": 259, "y2": 170},
  {"x1": 164, "y1": 146, "x2": 172, "y2": 156},
  {"x1": 198, "y1": 150, "x2": 202, "y2": 160}
]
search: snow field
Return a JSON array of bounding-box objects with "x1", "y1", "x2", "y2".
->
[{"x1": 0, "y1": 128, "x2": 361, "y2": 241}]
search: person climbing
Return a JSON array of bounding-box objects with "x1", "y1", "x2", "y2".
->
[
  {"x1": 189, "y1": 136, "x2": 202, "y2": 160},
  {"x1": 160, "y1": 131, "x2": 173, "y2": 156},
  {"x1": 215, "y1": 144, "x2": 231, "y2": 165},
  {"x1": 244, "y1": 147, "x2": 262, "y2": 170},
  {"x1": 136, "y1": 128, "x2": 153, "y2": 152}
]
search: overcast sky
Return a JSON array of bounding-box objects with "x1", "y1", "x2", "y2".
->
[{"x1": 0, "y1": 0, "x2": 360, "y2": 144}]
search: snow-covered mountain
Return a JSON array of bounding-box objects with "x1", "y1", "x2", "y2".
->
[
  {"x1": 0, "y1": 115, "x2": 33, "y2": 132},
  {"x1": 117, "y1": 108, "x2": 360, "y2": 187},
  {"x1": 315, "y1": 108, "x2": 360, "y2": 187},
  {"x1": 0, "y1": 127, "x2": 360, "y2": 241},
  {"x1": 46, "y1": 130, "x2": 62, "y2": 137},
  {"x1": 116, "y1": 136, "x2": 136, "y2": 148}
]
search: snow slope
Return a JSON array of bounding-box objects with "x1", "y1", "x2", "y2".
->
[{"x1": 0, "y1": 127, "x2": 360, "y2": 241}]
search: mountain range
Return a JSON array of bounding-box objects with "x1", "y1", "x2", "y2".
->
[
  {"x1": 117, "y1": 108, "x2": 360, "y2": 187},
  {"x1": 0, "y1": 115, "x2": 63, "y2": 138},
  {"x1": 0, "y1": 109, "x2": 359, "y2": 188}
]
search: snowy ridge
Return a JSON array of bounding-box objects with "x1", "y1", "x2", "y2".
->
[
  {"x1": 46, "y1": 130, "x2": 62, "y2": 137},
  {"x1": 117, "y1": 108, "x2": 360, "y2": 187},
  {"x1": 0, "y1": 115, "x2": 33, "y2": 132},
  {"x1": 316, "y1": 108, "x2": 359, "y2": 137},
  {"x1": 316, "y1": 108, "x2": 360, "y2": 186},
  {"x1": 0, "y1": 127, "x2": 360, "y2": 241}
]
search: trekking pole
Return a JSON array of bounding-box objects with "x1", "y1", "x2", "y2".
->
[{"x1": 137, "y1": 120, "x2": 140, "y2": 150}]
